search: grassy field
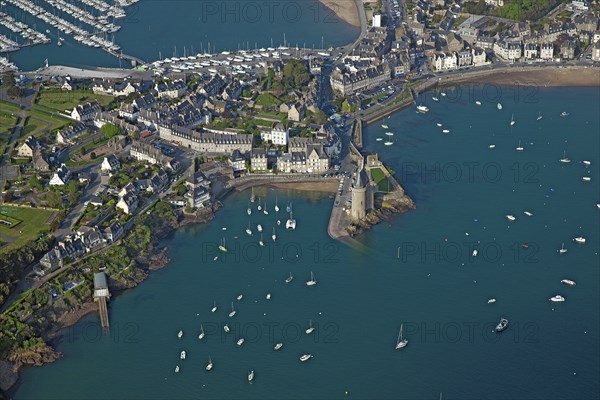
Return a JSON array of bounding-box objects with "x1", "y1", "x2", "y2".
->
[
  {"x1": 255, "y1": 93, "x2": 283, "y2": 107},
  {"x1": 370, "y1": 167, "x2": 391, "y2": 191},
  {"x1": 21, "y1": 113, "x2": 70, "y2": 138},
  {"x1": 0, "y1": 99, "x2": 22, "y2": 113},
  {"x1": 35, "y1": 89, "x2": 113, "y2": 113},
  {"x1": 0, "y1": 111, "x2": 19, "y2": 155},
  {"x1": 0, "y1": 206, "x2": 54, "y2": 253}
]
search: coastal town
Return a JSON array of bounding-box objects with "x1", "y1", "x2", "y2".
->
[{"x1": 0, "y1": 0, "x2": 599, "y2": 396}]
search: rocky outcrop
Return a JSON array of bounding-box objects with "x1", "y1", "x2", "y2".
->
[
  {"x1": 8, "y1": 343, "x2": 62, "y2": 370},
  {"x1": 346, "y1": 189, "x2": 416, "y2": 237},
  {"x1": 0, "y1": 360, "x2": 18, "y2": 393}
]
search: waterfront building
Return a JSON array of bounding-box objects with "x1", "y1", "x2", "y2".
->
[
  {"x1": 92, "y1": 79, "x2": 137, "y2": 97},
  {"x1": 228, "y1": 149, "x2": 247, "y2": 172},
  {"x1": 540, "y1": 43, "x2": 554, "y2": 60},
  {"x1": 592, "y1": 41, "x2": 600, "y2": 61},
  {"x1": 330, "y1": 63, "x2": 391, "y2": 96},
  {"x1": 524, "y1": 43, "x2": 538, "y2": 59},
  {"x1": 251, "y1": 148, "x2": 268, "y2": 171},
  {"x1": 159, "y1": 125, "x2": 253, "y2": 155},
  {"x1": 493, "y1": 39, "x2": 522, "y2": 61}
]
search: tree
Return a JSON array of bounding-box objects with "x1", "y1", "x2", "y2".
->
[
  {"x1": 100, "y1": 123, "x2": 120, "y2": 138},
  {"x1": 29, "y1": 175, "x2": 42, "y2": 191},
  {"x1": 90, "y1": 151, "x2": 97, "y2": 160}
]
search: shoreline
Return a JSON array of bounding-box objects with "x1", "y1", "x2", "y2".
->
[{"x1": 319, "y1": 0, "x2": 361, "y2": 27}]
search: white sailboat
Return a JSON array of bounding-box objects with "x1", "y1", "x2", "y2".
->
[
  {"x1": 286, "y1": 211, "x2": 296, "y2": 230},
  {"x1": 257, "y1": 224, "x2": 263, "y2": 232},
  {"x1": 206, "y1": 356, "x2": 213, "y2": 371},
  {"x1": 272, "y1": 227, "x2": 277, "y2": 242},
  {"x1": 274, "y1": 342, "x2": 283, "y2": 350},
  {"x1": 237, "y1": 294, "x2": 243, "y2": 300},
  {"x1": 559, "y1": 151, "x2": 571, "y2": 163},
  {"x1": 250, "y1": 187, "x2": 256, "y2": 203},
  {"x1": 246, "y1": 221, "x2": 253, "y2": 236},
  {"x1": 248, "y1": 370, "x2": 254, "y2": 382},
  {"x1": 510, "y1": 114, "x2": 515, "y2": 126},
  {"x1": 286, "y1": 202, "x2": 292, "y2": 213},
  {"x1": 180, "y1": 350, "x2": 186, "y2": 360},
  {"x1": 275, "y1": 196, "x2": 280, "y2": 212},
  {"x1": 497, "y1": 102, "x2": 503, "y2": 110},
  {"x1": 211, "y1": 301, "x2": 217, "y2": 313},
  {"x1": 237, "y1": 338, "x2": 245, "y2": 346},
  {"x1": 224, "y1": 324, "x2": 230, "y2": 333},
  {"x1": 306, "y1": 320, "x2": 315, "y2": 334},
  {"x1": 299, "y1": 354, "x2": 313, "y2": 362},
  {"x1": 285, "y1": 272, "x2": 293, "y2": 284},
  {"x1": 395, "y1": 324, "x2": 408, "y2": 349},
  {"x1": 259, "y1": 233, "x2": 264, "y2": 247},
  {"x1": 177, "y1": 330, "x2": 183, "y2": 338},
  {"x1": 263, "y1": 201, "x2": 269, "y2": 215},
  {"x1": 475, "y1": 100, "x2": 482, "y2": 106},
  {"x1": 516, "y1": 140, "x2": 524, "y2": 152},
  {"x1": 175, "y1": 365, "x2": 180, "y2": 373},
  {"x1": 219, "y1": 238, "x2": 228, "y2": 252},
  {"x1": 537, "y1": 112, "x2": 543, "y2": 121},
  {"x1": 247, "y1": 200, "x2": 251, "y2": 215},
  {"x1": 559, "y1": 243, "x2": 567, "y2": 254},
  {"x1": 306, "y1": 271, "x2": 317, "y2": 286},
  {"x1": 198, "y1": 324, "x2": 205, "y2": 340},
  {"x1": 257, "y1": 198, "x2": 262, "y2": 211},
  {"x1": 229, "y1": 302, "x2": 236, "y2": 317}
]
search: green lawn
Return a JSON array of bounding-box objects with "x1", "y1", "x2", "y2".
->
[
  {"x1": 35, "y1": 89, "x2": 113, "y2": 113},
  {"x1": 255, "y1": 93, "x2": 283, "y2": 107},
  {"x1": 370, "y1": 167, "x2": 391, "y2": 191},
  {"x1": 0, "y1": 99, "x2": 22, "y2": 113},
  {"x1": 0, "y1": 206, "x2": 54, "y2": 253}
]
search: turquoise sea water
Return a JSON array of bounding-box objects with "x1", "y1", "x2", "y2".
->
[
  {"x1": 13, "y1": 86, "x2": 600, "y2": 399},
  {"x1": 1, "y1": 0, "x2": 359, "y2": 71}
]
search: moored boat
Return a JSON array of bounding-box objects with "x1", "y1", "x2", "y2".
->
[{"x1": 495, "y1": 318, "x2": 508, "y2": 332}]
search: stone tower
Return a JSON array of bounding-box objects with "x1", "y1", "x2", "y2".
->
[{"x1": 351, "y1": 168, "x2": 367, "y2": 220}]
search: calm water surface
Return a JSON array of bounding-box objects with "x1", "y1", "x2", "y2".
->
[{"x1": 13, "y1": 87, "x2": 600, "y2": 399}]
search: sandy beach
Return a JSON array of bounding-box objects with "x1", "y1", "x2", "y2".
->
[
  {"x1": 320, "y1": 0, "x2": 360, "y2": 27},
  {"x1": 441, "y1": 66, "x2": 600, "y2": 87}
]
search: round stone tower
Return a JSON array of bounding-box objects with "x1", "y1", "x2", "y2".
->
[{"x1": 351, "y1": 169, "x2": 367, "y2": 220}]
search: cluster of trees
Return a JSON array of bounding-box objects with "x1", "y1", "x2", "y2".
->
[
  {"x1": 263, "y1": 59, "x2": 312, "y2": 97},
  {"x1": 1, "y1": 71, "x2": 23, "y2": 99},
  {"x1": 463, "y1": 0, "x2": 565, "y2": 21},
  {"x1": 0, "y1": 236, "x2": 53, "y2": 307}
]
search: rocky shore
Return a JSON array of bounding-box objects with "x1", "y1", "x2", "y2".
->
[{"x1": 346, "y1": 187, "x2": 416, "y2": 237}]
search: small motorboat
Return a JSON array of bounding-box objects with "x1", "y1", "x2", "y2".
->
[
  {"x1": 237, "y1": 294, "x2": 243, "y2": 300},
  {"x1": 432, "y1": 96, "x2": 439, "y2": 102},
  {"x1": 561, "y1": 279, "x2": 576, "y2": 286},
  {"x1": 524, "y1": 211, "x2": 533, "y2": 217},
  {"x1": 574, "y1": 237, "x2": 586, "y2": 244},
  {"x1": 488, "y1": 298, "x2": 496, "y2": 304},
  {"x1": 436, "y1": 123, "x2": 442, "y2": 127},
  {"x1": 266, "y1": 293, "x2": 271, "y2": 300},
  {"x1": 180, "y1": 350, "x2": 186, "y2": 360},
  {"x1": 495, "y1": 318, "x2": 508, "y2": 332},
  {"x1": 299, "y1": 354, "x2": 313, "y2": 362},
  {"x1": 237, "y1": 338, "x2": 245, "y2": 346},
  {"x1": 274, "y1": 343, "x2": 283, "y2": 350},
  {"x1": 206, "y1": 356, "x2": 213, "y2": 371},
  {"x1": 550, "y1": 295, "x2": 565, "y2": 303},
  {"x1": 582, "y1": 176, "x2": 591, "y2": 182},
  {"x1": 582, "y1": 160, "x2": 591, "y2": 166},
  {"x1": 489, "y1": 144, "x2": 496, "y2": 149},
  {"x1": 497, "y1": 103, "x2": 503, "y2": 110},
  {"x1": 521, "y1": 244, "x2": 529, "y2": 249},
  {"x1": 441, "y1": 92, "x2": 447, "y2": 97},
  {"x1": 376, "y1": 138, "x2": 383, "y2": 141},
  {"x1": 248, "y1": 370, "x2": 254, "y2": 382},
  {"x1": 506, "y1": 214, "x2": 516, "y2": 222},
  {"x1": 224, "y1": 324, "x2": 230, "y2": 333},
  {"x1": 472, "y1": 249, "x2": 478, "y2": 257},
  {"x1": 381, "y1": 124, "x2": 389, "y2": 129},
  {"x1": 442, "y1": 129, "x2": 450, "y2": 134},
  {"x1": 560, "y1": 111, "x2": 569, "y2": 117},
  {"x1": 475, "y1": 100, "x2": 481, "y2": 106},
  {"x1": 417, "y1": 105, "x2": 429, "y2": 113},
  {"x1": 177, "y1": 330, "x2": 183, "y2": 338}
]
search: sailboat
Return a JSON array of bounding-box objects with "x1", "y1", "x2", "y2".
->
[
  {"x1": 177, "y1": 330, "x2": 183, "y2": 338},
  {"x1": 219, "y1": 238, "x2": 228, "y2": 252},
  {"x1": 246, "y1": 221, "x2": 253, "y2": 236},
  {"x1": 229, "y1": 302, "x2": 236, "y2": 317},
  {"x1": 248, "y1": 370, "x2": 254, "y2": 382},
  {"x1": 259, "y1": 233, "x2": 264, "y2": 247},
  {"x1": 306, "y1": 320, "x2": 315, "y2": 334},
  {"x1": 272, "y1": 227, "x2": 277, "y2": 242},
  {"x1": 559, "y1": 242, "x2": 567, "y2": 254},
  {"x1": 510, "y1": 114, "x2": 515, "y2": 126},
  {"x1": 274, "y1": 196, "x2": 280, "y2": 212},
  {"x1": 516, "y1": 140, "x2": 524, "y2": 152},
  {"x1": 211, "y1": 301, "x2": 217, "y2": 313},
  {"x1": 257, "y1": 200, "x2": 262, "y2": 211},
  {"x1": 559, "y1": 151, "x2": 571, "y2": 163},
  {"x1": 175, "y1": 365, "x2": 180, "y2": 373},
  {"x1": 263, "y1": 201, "x2": 269, "y2": 215},
  {"x1": 257, "y1": 224, "x2": 263, "y2": 232},
  {"x1": 247, "y1": 201, "x2": 251, "y2": 215},
  {"x1": 537, "y1": 112, "x2": 543, "y2": 121},
  {"x1": 198, "y1": 324, "x2": 205, "y2": 340},
  {"x1": 306, "y1": 271, "x2": 316, "y2": 286},
  {"x1": 250, "y1": 187, "x2": 256, "y2": 202},
  {"x1": 206, "y1": 356, "x2": 213, "y2": 371},
  {"x1": 286, "y1": 211, "x2": 296, "y2": 230},
  {"x1": 180, "y1": 350, "x2": 186, "y2": 360},
  {"x1": 285, "y1": 272, "x2": 293, "y2": 284},
  {"x1": 286, "y1": 202, "x2": 292, "y2": 213},
  {"x1": 395, "y1": 324, "x2": 408, "y2": 349},
  {"x1": 497, "y1": 102, "x2": 503, "y2": 110}
]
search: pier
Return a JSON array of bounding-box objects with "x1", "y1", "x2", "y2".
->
[{"x1": 93, "y1": 272, "x2": 110, "y2": 329}]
